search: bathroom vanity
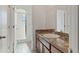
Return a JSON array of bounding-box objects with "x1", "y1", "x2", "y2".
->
[{"x1": 36, "y1": 29, "x2": 69, "y2": 53}]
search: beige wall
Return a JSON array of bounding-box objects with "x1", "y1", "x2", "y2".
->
[
  {"x1": 32, "y1": 5, "x2": 79, "y2": 53},
  {"x1": 32, "y1": 5, "x2": 57, "y2": 30},
  {"x1": 70, "y1": 6, "x2": 78, "y2": 53},
  {"x1": 46, "y1": 6, "x2": 57, "y2": 29},
  {"x1": 32, "y1": 5, "x2": 57, "y2": 50},
  {"x1": 32, "y1": 5, "x2": 48, "y2": 30}
]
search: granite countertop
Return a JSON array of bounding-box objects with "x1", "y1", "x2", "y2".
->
[{"x1": 38, "y1": 33, "x2": 69, "y2": 53}]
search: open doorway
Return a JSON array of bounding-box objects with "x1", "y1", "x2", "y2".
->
[
  {"x1": 11, "y1": 6, "x2": 33, "y2": 53},
  {"x1": 14, "y1": 8, "x2": 28, "y2": 52}
]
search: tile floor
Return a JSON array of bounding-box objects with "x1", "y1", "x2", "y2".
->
[{"x1": 15, "y1": 42, "x2": 32, "y2": 53}]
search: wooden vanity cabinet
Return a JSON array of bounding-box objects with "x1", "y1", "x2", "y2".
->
[
  {"x1": 36, "y1": 29, "x2": 55, "y2": 53},
  {"x1": 36, "y1": 36, "x2": 62, "y2": 53},
  {"x1": 35, "y1": 29, "x2": 68, "y2": 53},
  {"x1": 36, "y1": 36, "x2": 61, "y2": 53}
]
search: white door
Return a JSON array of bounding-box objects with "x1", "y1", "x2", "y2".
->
[{"x1": 0, "y1": 6, "x2": 8, "y2": 53}]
